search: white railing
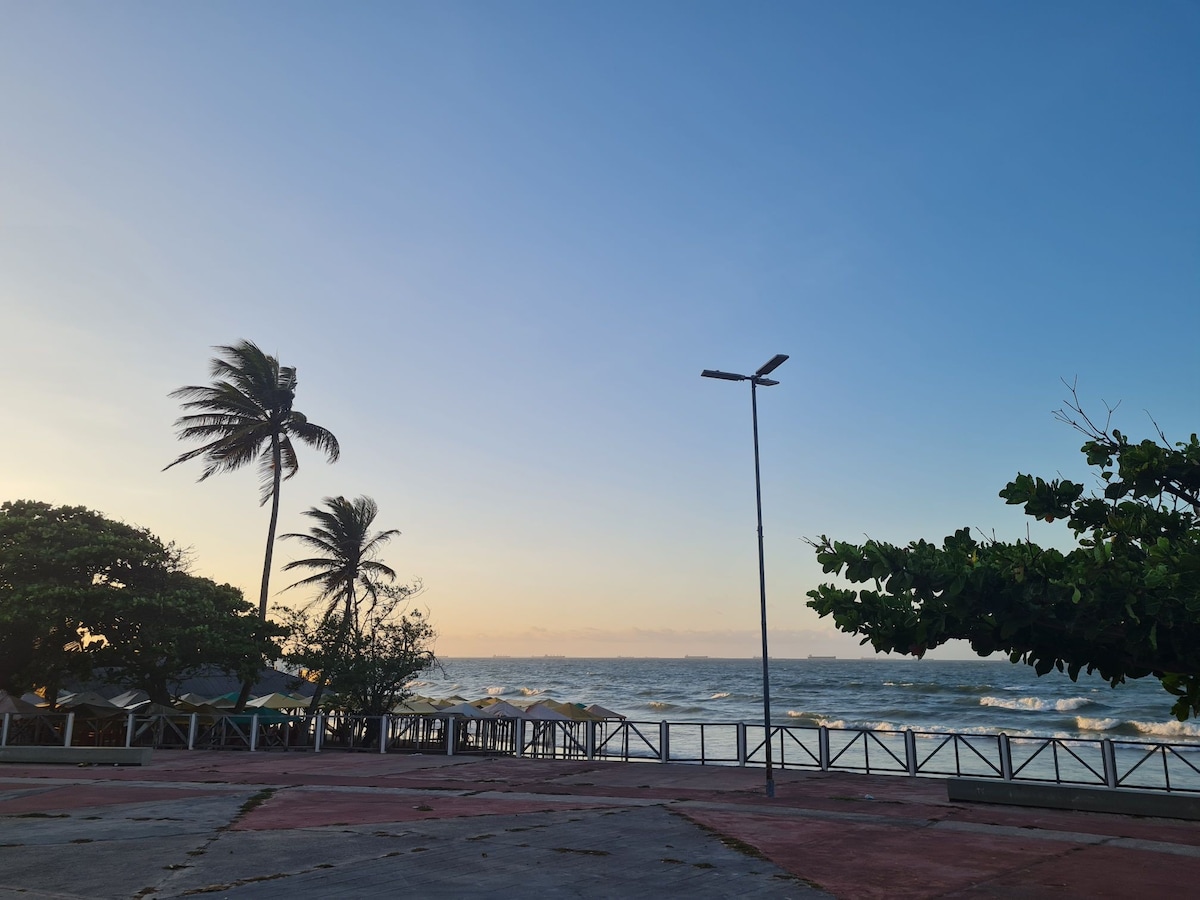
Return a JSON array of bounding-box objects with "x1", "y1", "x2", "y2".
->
[{"x1": 4, "y1": 711, "x2": 1198, "y2": 794}]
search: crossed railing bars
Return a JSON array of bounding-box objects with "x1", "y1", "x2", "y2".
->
[{"x1": 3, "y1": 711, "x2": 1198, "y2": 794}]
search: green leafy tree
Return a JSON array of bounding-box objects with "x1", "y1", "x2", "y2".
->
[
  {"x1": 0, "y1": 501, "x2": 167, "y2": 701},
  {"x1": 806, "y1": 391, "x2": 1200, "y2": 720},
  {"x1": 0, "y1": 500, "x2": 277, "y2": 706},
  {"x1": 164, "y1": 340, "x2": 340, "y2": 620},
  {"x1": 92, "y1": 568, "x2": 281, "y2": 706},
  {"x1": 279, "y1": 583, "x2": 434, "y2": 717}
]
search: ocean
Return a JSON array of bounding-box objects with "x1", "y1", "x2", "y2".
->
[{"x1": 412, "y1": 656, "x2": 1200, "y2": 744}]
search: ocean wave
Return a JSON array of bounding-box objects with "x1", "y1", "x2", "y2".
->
[
  {"x1": 1075, "y1": 716, "x2": 1123, "y2": 732},
  {"x1": 648, "y1": 700, "x2": 673, "y2": 710},
  {"x1": 980, "y1": 696, "x2": 1092, "y2": 712},
  {"x1": 485, "y1": 686, "x2": 505, "y2": 696},
  {"x1": 1131, "y1": 719, "x2": 1200, "y2": 739},
  {"x1": 709, "y1": 692, "x2": 731, "y2": 700},
  {"x1": 519, "y1": 687, "x2": 544, "y2": 696}
]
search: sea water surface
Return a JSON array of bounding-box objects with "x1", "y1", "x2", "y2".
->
[{"x1": 413, "y1": 657, "x2": 1200, "y2": 744}]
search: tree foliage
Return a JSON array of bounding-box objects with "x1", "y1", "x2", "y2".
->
[
  {"x1": 0, "y1": 500, "x2": 278, "y2": 705},
  {"x1": 279, "y1": 583, "x2": 435, "y2": 716},
  {"x1": 806, "y1": 392, "x2": 1200, "y2": 720},
  {"x1": 164, "y1": 340, "x2": 340, "y2": 619},
  {"x1": 280, "y1": 495, "x2": 399, "y2": 636},
  {"x1": 278, "y1": 495, "x2": 425, "y2": 713}
]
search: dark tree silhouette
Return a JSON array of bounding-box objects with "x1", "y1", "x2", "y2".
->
[{"x1": 165, "y1": 340, "x2": 340, "y2": 620}]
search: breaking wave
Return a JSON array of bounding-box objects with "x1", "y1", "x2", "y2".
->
[{"x1": 980, "y1": 696, "x2": 1092, "y2": 712}]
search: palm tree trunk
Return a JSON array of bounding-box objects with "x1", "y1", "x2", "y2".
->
[
  {"x1": 237, "y1": 436, "x2": 284, "y2": 712},
  {"x1": 259, "y1": 435, "x2": 284, "y2": 619}
]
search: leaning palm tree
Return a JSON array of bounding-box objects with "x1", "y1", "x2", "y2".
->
[
  {"x1": 280, "y1": 495, "x2": 400, "y2": 710},
  {"x1": 164, "y1": 340, "x2": 340, "y2": 620},
  {"x1": 280, "y1": 495, "x2": 400, "y2": 634}
]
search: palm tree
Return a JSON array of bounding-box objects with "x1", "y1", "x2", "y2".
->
[
  {"x1": 280, "y1": 495, "x2": 400, "y2": 634},
  {"x1": 280, "y1": 495, "x2": 400, "y2": 710},
  {"x1": 164, "y1": 340, "x2": 340, "y2": 620}
]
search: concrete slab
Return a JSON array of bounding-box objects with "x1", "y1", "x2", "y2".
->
[{"x1": 1, "y1": 751, "x2": 1197, "y2": 898}]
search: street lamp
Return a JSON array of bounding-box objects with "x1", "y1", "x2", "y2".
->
[{"x1": 701, "y1": 353, "x2": 788, "y2": 798}]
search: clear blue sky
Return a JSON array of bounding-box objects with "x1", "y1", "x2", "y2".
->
[{"x1": 2, "y1": 2, "x2": 1196, "y2": 657}]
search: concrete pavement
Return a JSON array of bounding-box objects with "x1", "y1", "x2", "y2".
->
[{"x1": 1, "y1": 751, "x2": 1198, "y2": 898}]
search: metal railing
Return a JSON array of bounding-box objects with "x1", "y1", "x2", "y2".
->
[{"x1": 4, "y1": 711, "x2": 1198, "y2": 794}]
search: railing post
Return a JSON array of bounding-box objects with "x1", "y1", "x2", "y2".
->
[
  {"x1": 125, "y1": 713, "x2": 136, "y2": 748},
  {"x1": 999, "y1": 733, "x2": 1013, "y2": 781},
  {"x1": 905, "y1": 729, "x2": 917, "y2": 776},
  {"x1": 187, "y1": 713, "x2": 197, "y2": 750},
  {"x1": 515, "y1": 718, "x2": 525, "y2": 758},
  {"x1": 819, "y1": 725, "x2": 830, "y2": 771},
  {"x1": 2, "y1": 712, "x2": 10, "y2": 747},
  {"x1": 660, "y1": 721, "x2": 669, "y2": 763},
  {"x1": 314, "y1": 712, "x2": 323, "y2": 753},
  {"x1": 737, "y1": 722, "x2": 747, "y2": 766},
  {"x1": 586, "y1": 720, "x2": 595, "y2": 760},
  {"x1": 249, "y1": 714, "x2": 259, "y2": 752},
  {"x1": 63, "y1": 713, "x2": 75, "y2": 747},
  {"x1": 1102, "y1": 739, "x2": 1118, "y2": 788},
  {"x1": 379, "y1": 716, "x2": 389, "y2": 754},
  {"x1": 445, "y1": 718, "x2": 455, "y2": 756}
]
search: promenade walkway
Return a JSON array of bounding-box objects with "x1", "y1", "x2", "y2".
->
[{"x1": 2, "y1": 751, "x2": 1198, "y2": 898}]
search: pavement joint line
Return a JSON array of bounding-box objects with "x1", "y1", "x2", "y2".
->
[{"x1": 0, "y1": 776, "x2": 272, "y2": 794}]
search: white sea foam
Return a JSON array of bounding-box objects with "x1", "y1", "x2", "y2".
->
[
  {"x1": 519, "y1": 687, "x2": 544, "y2": 696},
  {"x1": 648, "y1": 700, "x2": 672, "y2": 710},
  {"x1": 485, "y1": 686, "x2": 505, "y2": 696},
  {"x1": 1131, "y1": 719, "x2": 1200, "y2": 739},
  {"x1": 709, "y1": 692, "x2": 731, "y2": 700},
  {"x1": 1075, "y1": 716, "x2": 1122, "y2": 732},
  {"x1": 980, "y1": 695, "x2": 1092, "y2": 712}
]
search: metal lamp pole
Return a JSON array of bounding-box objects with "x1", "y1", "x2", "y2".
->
[{"x1": 701, "y1": 354, "x2": 788, "y2": 799}]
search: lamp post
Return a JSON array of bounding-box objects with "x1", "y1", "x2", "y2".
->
[{"x1": 701, "y1": 353, "x2": 788, "y2": 799}]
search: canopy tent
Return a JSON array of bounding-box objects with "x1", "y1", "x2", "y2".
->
[
  {"x1": 585, "y1": 704, "x2": 625, "y2": 720},
  {"x1": 59, "y1": 691, "x2": 122, "y2": 711},
  {"x1": 438, "y1": 701, "x2": 486, "y2": 718},
  {"x1": 0, "y1": 691, "x2": 41, "y2": 714},
  {"x1": 539, "y1": 699, "x2": 604, "y2": 721},
  {"x1": 476, "y1": 700, "x2": 526, "y2": 719},
  {"x1": 521, "y1": 702, "x2": 570, "y2": 721},
  {"x1": 109, "y1": 689, "x2": 150, "y2": 709},
  {"x1": 247, "y1": 692, "x2": 311, "y2": 710},
  {"x1": 392, "y1": 699, "x2": 441, "y2": 715}
]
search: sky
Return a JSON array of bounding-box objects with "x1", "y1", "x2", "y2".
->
[{"x1": 1, "y1": 2, "x2": 1197, "y2": 659}]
